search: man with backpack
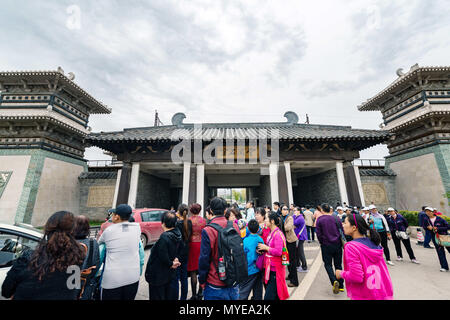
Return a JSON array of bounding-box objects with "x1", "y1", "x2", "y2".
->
[{"x1": 198, "y1": 197, "x2": 248, "y2": 300}]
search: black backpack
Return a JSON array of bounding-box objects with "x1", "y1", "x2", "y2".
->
[{"x1": 207, "y1": 221, "x2": 248, "y2": 287}]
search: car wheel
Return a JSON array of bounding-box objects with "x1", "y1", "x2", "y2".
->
[{"x1": 140, "y1": 234, "x2": 148, "y2": 248}]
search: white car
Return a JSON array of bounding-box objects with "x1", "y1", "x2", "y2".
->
[{"x1": 0, "y1": 223, "x2": 43, "y2": 300}]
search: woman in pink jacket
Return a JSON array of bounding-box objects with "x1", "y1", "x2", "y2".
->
[
  {"x1": 335, "y1": 213, "x2": 393, "y2": 300},
  {"x1": 257, "y1": 212, "x2": 289, "y2": 300}
]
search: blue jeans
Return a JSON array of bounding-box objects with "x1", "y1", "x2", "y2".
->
[
  {"x1": 306, "y1": 226, "x2": 315, "y2": 241},
  {"x1": 170, "y1": 262, "x2": 188, "y2": 300},
  {"x1": 203, "y1": 284, "x2": 239, "y2": 300},
  {"x1": 424, "y1": 229, "x2": 433, "y2": 247},
  {"x1": 431, "y1": 234, "x2": 450, "y2": 270}
]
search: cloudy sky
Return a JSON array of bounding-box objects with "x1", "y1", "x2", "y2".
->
[{"x1": 1, "y1": 0, "x2": 449, "y2": 160}]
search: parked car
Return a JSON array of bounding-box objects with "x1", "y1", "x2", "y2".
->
[
  {"x1": 0, "y1": 223, "x2": 43, "y2": 300},
  {"x1": 97, "y1": 208, "x2": 168, "y2": 247}
]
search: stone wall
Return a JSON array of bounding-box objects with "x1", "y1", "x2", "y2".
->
[
  {"x1": 0, "y1": 154, "x2": 31, "y2": 224},
  {"x1": 294, "y1": 169, "x2": 340, "y2": 207},
  {"x1": 386, "y1": 144, "x2": 449, "y2": 215},
  {"x1": 359, "y1": 170, "x2": 396, "y2": 211},
  {"x1": 32, "y1": 157, "x2": 86, "y2": 226},
  {"x1": 78, "y1": 172, "x2": 117, "y2": 222},
  {"x1": 136, "y1": 172, "x2": 171, "y2": 209}
]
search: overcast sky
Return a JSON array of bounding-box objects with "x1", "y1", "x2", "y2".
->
[{"x1": 1, "y1": 0, "x2": 449, "y2": 161}]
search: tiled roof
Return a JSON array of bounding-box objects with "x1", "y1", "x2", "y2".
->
[
  {"x1": 359, "y1": 168, "x2": 396, "y2": 176},
  {"x1": 78, "y1": 171, "x2": 118, "y2": 180},
  {"x1": 358, "y1": 66, "x2": 450, "y2": 111},
  {"x1": 87, "y1": 122, "x2": 391, "y2": 142},
  {"x1": 0, "y1": 70, "x2": 111, "y2": 114}
]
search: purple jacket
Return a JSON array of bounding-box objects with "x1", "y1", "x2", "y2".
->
[
  {"x1": 293, "y1": 214, "x2": 308, "y2": 241},
  {"x1": 386, "y1": 214, "x2": 408, "y2": 232},
  {"x1": 315, "y1": 214, "x2": 343, "y2": 246}
]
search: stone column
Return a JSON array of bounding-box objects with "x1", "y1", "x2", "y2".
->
[
  {"x1": 182, "y1": 162, "x2": 191, "y2": 204},
  {"x1": 116, "y1": 162, "x2": 132, "y2": 207},
  {"x1": 354, "y1": 165, "x2": 366, "y2": 207},
  {"x1": 284, "y1": 162, "x2": 294, "y2": 206},
  {"x1": 344, "y1": 163, "x2": 363, "y2": 207},
  {"x1": 269, "y1": 162, "x2": 279, "y2": 205},
  {"x1": 112, "y1": 168, "x2": 122, "y2": 208},
  {"x1": 196, "y1": 164, "x2": 205, "y2": 211},
  {"x1": 336, "y1": 161, "x2": 349, "y2": 205},
  {"x1": 127, "y1": 162, "x2": 140, "y2": 209}
]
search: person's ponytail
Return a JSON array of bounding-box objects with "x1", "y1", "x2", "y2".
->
[{"x1": 368, "y1": 228, "x2": 381, "y2": 246}]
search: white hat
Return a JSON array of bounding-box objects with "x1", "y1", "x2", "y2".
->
[
  {"x1": 425, "y1": 206, "x2": 434, "y2": 211},
  {"x1": 433, "y1": 208, "x2": 438, "y2": 211},
  {"x1": 362, "y1": 207, "x2": 369, "y2": 211},
  {"x1": 336, "y1": 206, "x2": 343, "y2": 211},
  {"x1": 368, "y1": 204, "x2": 377, "y2": 210},
  {"x1": 387, "y1": 207, "x2": 395, "y2": 211}
]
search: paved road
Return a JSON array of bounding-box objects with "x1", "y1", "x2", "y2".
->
[{"x1": 136, "y1": 237, "x2": 450, "y2": 300}]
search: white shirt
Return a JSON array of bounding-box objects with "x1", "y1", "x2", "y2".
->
[
  {"x1": 98, "y1": 222, "x2": 142, "y2": 289},
  {"x1": 246, "y1": 207, "x2": 255, "y2": 221},
  {"x1": 430, "y1": 217, "x2": 437, "y2": 226}
]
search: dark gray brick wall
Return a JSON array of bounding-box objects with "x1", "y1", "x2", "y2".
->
[
  {"x1": 136, "y1": 172, "x2": 171, "y2": 209},
  {"x1": 294, "y1": 169, "x2": 341, "y2": 207}
]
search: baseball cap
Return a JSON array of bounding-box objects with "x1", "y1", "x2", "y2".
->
[
  {"x1": 425, "y1": 206, "x2": 434, "y2": 211},
  {"x1": 336, "y1": 206, "x2": 343, "y2": 211},
  {"x1": 362, "y1": 207, "x2": 369, "y2": 211},
  {"x1": 368, "y1": 204, "x2": 377, "y2": 210},
  {"x1": 110, "y1": 204, "x2": 133, "y2": 220},
  {"x1": 387, "y1": 207, "x2": 395, "y2": 211}
]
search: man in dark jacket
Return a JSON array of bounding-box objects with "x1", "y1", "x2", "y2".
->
[
  {"x1": 198, "y1": 197, "x2": 241, "y2": 300},
  {"x1": 423, "y1": 207, "x2": 450, "y2": 272},
  {"x1": 145, "y1": 211, "x2": 182, "y2": 300}
]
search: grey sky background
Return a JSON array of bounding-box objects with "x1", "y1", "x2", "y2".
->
[{"x1": 1, "y1": 0, "x2": 449, "y2": 160}]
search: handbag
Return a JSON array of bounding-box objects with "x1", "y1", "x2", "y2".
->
[
  {"x1": 435, "y1": 233, "x2": 450, "y2": 247},
  {"x1": 395, "y1": 230, "x2": 409, "y2": 240},
  {"x1": 256, "y1": 253, "x2": 265, "y2": 270}
]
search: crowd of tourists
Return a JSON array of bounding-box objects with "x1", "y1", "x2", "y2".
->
[{"x1": 1, "y1": 199, "x2": 449, "y2": 301}]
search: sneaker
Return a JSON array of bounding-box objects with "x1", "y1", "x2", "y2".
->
[
  {"x1": 439, "y1": 268, "x2": 448, "y2": 272},
  {"x1": 288, "y1": 283, "x2": 298, "y2": 287},
  {"x1": 332, "y1": 281, "x2": 340, "y2": 294},
  {"x1": 396, "y1": 256, "x2": 403, "y2": 261},
  {"x1": 339, "y1": 288, "x2": 345, "y2": 292},
  {"x1": 424, "y1": 246, "x2": 434, "y2": 249},
  {"x1": 386, "y1": 261, "x2": 395, "y2": 266},
  {"x1": 411, "y1": 259, "x2": 420, "y2": 264},
  {"x1": 298, "y1": 268, "x2": 308, "y2": 273}
]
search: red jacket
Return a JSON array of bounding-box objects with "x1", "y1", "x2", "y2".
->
[{"x1": 198, "y1": 216, "x2": 239, "y2": 287}]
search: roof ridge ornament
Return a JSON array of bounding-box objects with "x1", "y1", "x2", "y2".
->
[
  {"x1": 171, "y1": 112, "x2": 186, "y2": 127},
  {"x1": 284, "y1": 111, "x2": 299, "y2": 125}
]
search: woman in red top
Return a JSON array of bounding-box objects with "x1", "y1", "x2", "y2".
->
[{"x1": 187, "y1": 203, "x2": 206, "y2": 300}]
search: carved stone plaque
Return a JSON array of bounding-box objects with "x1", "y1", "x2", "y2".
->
[
  {"x1": 362, "y1": 183, "x2": 389, "y2": 205},
  {"x1": 0, "y1": 171, "x2": 12, "y2": 199},
  {"x1": 87, "y1": 186, "x2": 115, "y2": 207}
]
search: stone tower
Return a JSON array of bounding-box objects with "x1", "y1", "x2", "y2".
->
[
  {"x1": 0, "y1": 69, "x2": 111, "y2": 226},
  {"x1": 358, "y1": 65, "x2": 450, "y2": 215}
]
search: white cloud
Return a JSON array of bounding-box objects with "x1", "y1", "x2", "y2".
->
[{"x1": 0, "y1": 0, "x2": 449, "y2": 161}]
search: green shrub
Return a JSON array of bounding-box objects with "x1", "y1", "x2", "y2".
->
[
  {"x1": 398, "y1": 210, "x2": 450, "y2": 226},
  {"x1": 398, "y1": 211, "x2": 419, "y2": 226}
]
